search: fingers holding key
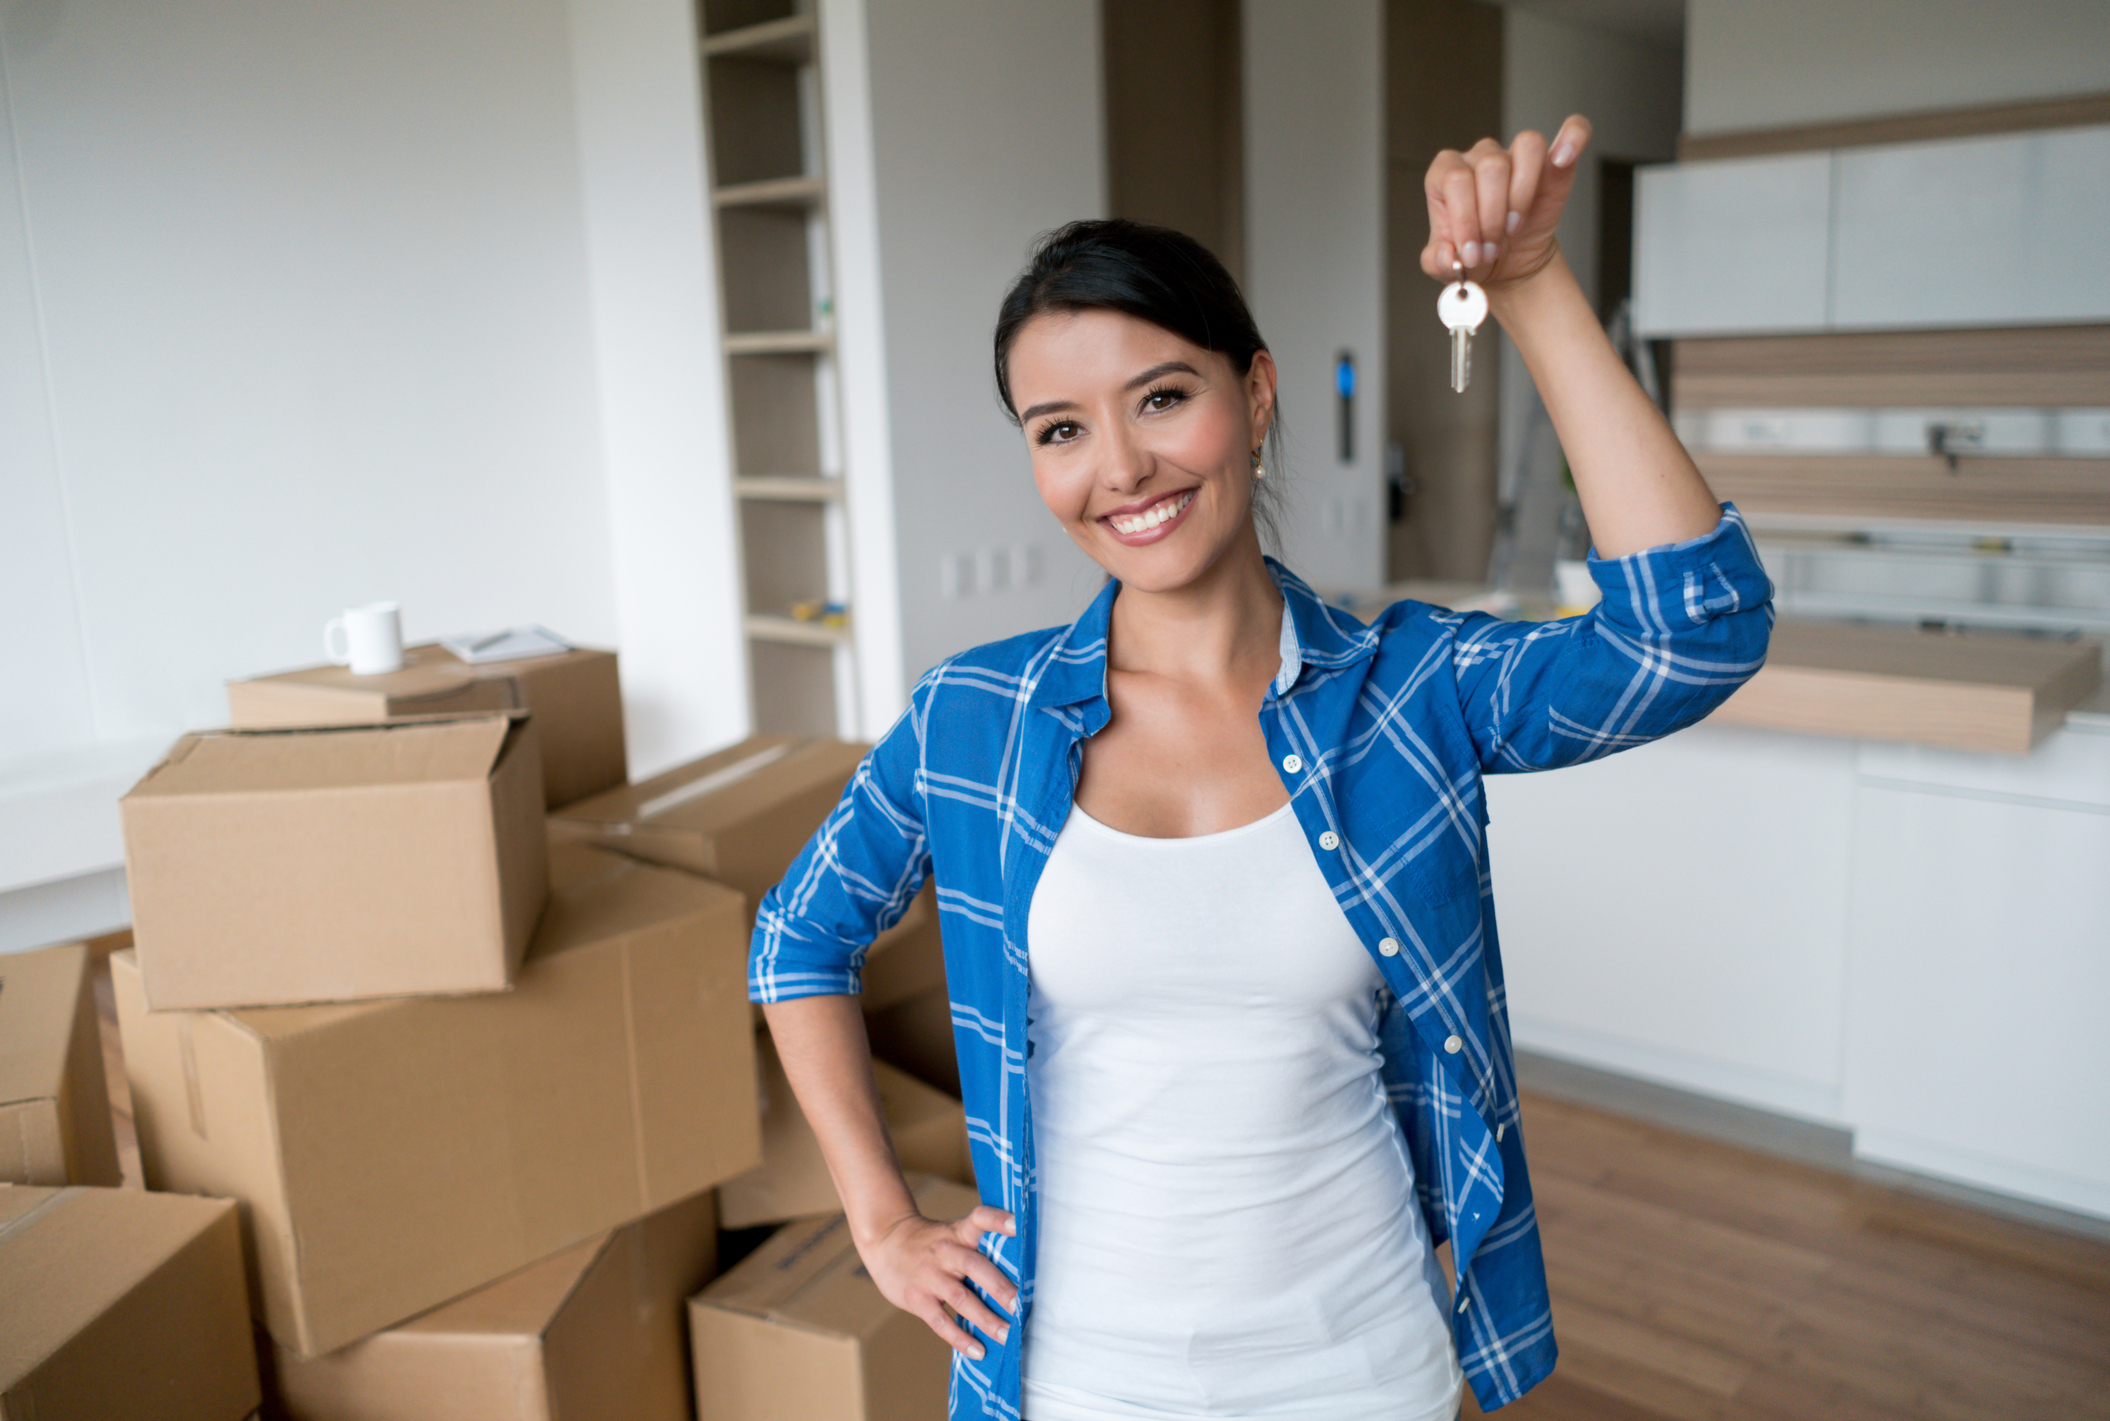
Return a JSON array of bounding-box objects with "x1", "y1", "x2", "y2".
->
[{"x1": 1421, "y1": 114, "x2": 1594, "y2": 286}]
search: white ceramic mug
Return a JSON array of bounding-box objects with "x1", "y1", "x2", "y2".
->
[{"x1": 324, "y1": 602, "x2": 405, "y2": 675}]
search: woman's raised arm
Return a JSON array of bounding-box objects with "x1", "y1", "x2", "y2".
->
[{"x1": 1421, "y1": 115, "x2": 1722, "y2": 558}]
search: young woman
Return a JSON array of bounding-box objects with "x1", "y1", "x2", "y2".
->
[{"x1": 751, "y1": 115, "x2": 1773, "y2": 1420}]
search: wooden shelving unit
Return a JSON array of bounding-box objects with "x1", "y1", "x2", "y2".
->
[{"x1": 697, "y1": 0, "x2": 854, "y2": 738}]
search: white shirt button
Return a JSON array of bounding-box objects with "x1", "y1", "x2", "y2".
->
[
  {"x1": 1281, "y1": 754, "x2": 1303, "y2": 774},
  {"x1": 1443, "y1": 1034, "x2": 1463, "y2": 1054},
  {"x1": 1318, "y1": 830, "x2": 1340, "y2": 851},
  {"x1": 1496, "y1": 1122, "x2": 1506, "y2": 1142},
  {"x1": 1458, "y1": 1295, "x2": 1471, "y2": 1314},
  {"x1": 1378, "y1": 937, "x2": 1401, "y2": 957}
]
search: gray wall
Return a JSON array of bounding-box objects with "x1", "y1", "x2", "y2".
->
[
  {"x1": 1686, "y1": 0, "x2": 2110, "y2": 136},
  {"x1": 864, "y1": 0, "x2": 1109, "y2": 686}
]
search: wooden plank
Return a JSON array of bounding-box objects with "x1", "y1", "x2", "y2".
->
[
  {"x1": 723, "y1": 328, "x2": 832, "y2": 356},
  {"x1": 1707, "y1": 619, "x2": 2102, "y2": 754},
  {"x1": 745, "y1": 613, "x2": 849, "y2": 648},
  {"x1": 700, "y1": 12, "x2": 814, "y2": 63},
  {"x1": 1696, "y1": 452, "x2": 2110, "y2": 527},
  {"x1": 1673, "y1": 327, "x2": 2110, "y2": 409},
  {"x1": 1677, "y1": 92, "x2": 2110, "y2": 162},
  {"x1": 713, "y1": 174, "x2": 826, "y2": 209},
  {"x1": 735, "y1": 475, "x2": 843, "y2": 502}
]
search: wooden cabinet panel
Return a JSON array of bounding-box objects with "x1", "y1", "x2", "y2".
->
[{"x1": 1634, "y1": 152, "x2": 1832, "y2": 337}]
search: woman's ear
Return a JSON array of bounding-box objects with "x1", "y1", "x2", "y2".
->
[{"x1": 1246, "y1": 349, "x2": 1279, "y2": 446}]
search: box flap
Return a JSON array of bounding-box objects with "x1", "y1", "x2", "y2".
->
[
  {"x1": 553, "y1": 736, "x2": 825, "y2": 830},
  {"x1": 126, "y1": 717, "x2": 519, "y2": 799},
  {"x1": 0, "y1": 943, "x2": 86, "y2": 1107}
]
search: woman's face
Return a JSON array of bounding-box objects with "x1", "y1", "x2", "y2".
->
[{"x1": 1006, "y1": 309, "x2": 1275, "y2": 594}]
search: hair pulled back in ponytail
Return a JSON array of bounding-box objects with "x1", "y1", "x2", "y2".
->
[{"x1": 993, "y1": 219, "x2": 1286, "y2": 547}]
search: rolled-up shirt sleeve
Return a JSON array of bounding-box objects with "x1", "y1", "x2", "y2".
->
[
  {"x1": 1450, "y1": 502, "x2": 1774, "y2": 773},
  {"x1": 748, "y1": 677, "x2": 934, "y2": 1004}
]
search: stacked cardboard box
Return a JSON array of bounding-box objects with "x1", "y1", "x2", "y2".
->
[
  {"x1": 1, "y1": 1183, "x2": 258, "y2": 1419},
  {"x1": 227, "y1": 643, "x2": 627, "y2": 810},
  {"x1": 90, "y1": 636, "x2": 980, "y2": 1420},
  {"x1": 719, "y1": 1031, "x2": 973, "y2": 1229},
  {"x1": 550, "y1": 735, "x2": 959, "y2": 1085},
  {"x1": 266, "y1": 1187, "x2": 719, "y2": 1421},
  {"x1": 0, "y1": 941, "x2": 122, "y2": 1186},
  {"x1": 691, "y1": 1175, "x2": 982, "y2": 1421}
]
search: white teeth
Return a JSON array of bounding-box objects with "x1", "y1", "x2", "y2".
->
[{"x1": 1110, "y1": 491, "x2": 1193, "y2": 535}]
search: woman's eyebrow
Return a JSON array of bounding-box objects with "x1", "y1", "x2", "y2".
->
[{"x1": 1018, "y1": 361, "x2": 1203, "y2": 425}]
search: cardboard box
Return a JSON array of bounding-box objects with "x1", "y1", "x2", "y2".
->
[
  {"x1": 1, "y1": 1184, "x2": 259, "y2": 1420},
  {"x1": 114, "y1": 849, "x2": 761, "y2": 1357},
  {"x1": 718, "y1": 1029, "x2": 972, "y2": 1229},
  {"x1": 864, "y1": 984, "x2": 963, "y2": 1099},
  {"x1": 266, "y1": 1188, "x2": 718, "y2": 1421},
  {"x1": 690, "y1": 1175, "x2": 980, "y2": 1421},
  {"x1": 547, "y1": 736, "x2": 868, "y2": 915},
  {"x1": 228, "y1": 644, "x2": 627, "y2": 810},
  {"x1": 0, "y1": 942, "x2": 122, "y2": 1187},
  {"x1": 860, "y1": 884, "x2": 946, "y2": 1015},
  {"x1": 121, "y1": 715, "x2": 549, "y2": 1010}
]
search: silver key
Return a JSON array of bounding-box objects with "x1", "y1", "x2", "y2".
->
[{"x1": 1438, "y1": 277, "x2": 1489, "y2": 393}]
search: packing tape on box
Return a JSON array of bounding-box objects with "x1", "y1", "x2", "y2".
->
[{"x1": 635, "y1": 740, "x2": 804, "y2": 820}]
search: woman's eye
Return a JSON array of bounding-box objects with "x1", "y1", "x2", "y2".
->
[
  {"x1": 1142, "y1": 386, "x2": 1190, "y2": 414},
  {"x1": 1038, "y1": 420, "x2": 1082, "y2": 445}
]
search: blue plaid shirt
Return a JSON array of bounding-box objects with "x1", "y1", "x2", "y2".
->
[{"x1": 752, "y1": 505, "x2": 1773, "y2": 1416}]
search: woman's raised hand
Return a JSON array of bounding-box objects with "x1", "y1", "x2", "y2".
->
[
  {"x1": 1421, "y1": 114, "x2": 1592, "y2": 290},
  {"x1": 860, "y1": 1202, "x2": 1019, "y2": 1361}
]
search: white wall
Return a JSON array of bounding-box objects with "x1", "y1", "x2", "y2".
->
[
  {"x1": 0, "y1": 0, "x2": 620, "y2": 760},
  {"x1": 1686, "y1": 0, "x2": 2110, "y2": 137},
  {"x1": 566, "y1": 0, "x2": 749, "y2": 773},
  {"x1": 1242, "y1": 0, "x2": 1386, "y2": 593},
  {"x1": 1496, "y1": 9, "x2": 1681, "y2": 587},
  {"x1": 862, "y1": 0, "x2": 1107, "y2": 688}
]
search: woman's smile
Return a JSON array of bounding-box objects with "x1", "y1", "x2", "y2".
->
[{"x1": 1102, "y1": 488, "x2": 1197, "y2": 542}]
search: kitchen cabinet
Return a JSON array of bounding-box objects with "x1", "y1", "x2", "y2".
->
[
  {"x1": 1633, "y1": 151, "x2": 1831, "y2": 337},
  {"x1": 1841, "y1": 733, "x2": 2110, "y2": 1218},
  {"x1": 1633, "y1": 124, "x2": 2110, "y2": 337},
  {"x1": 1833, "y1": 126, "x2": 2110, "y2": 330}
]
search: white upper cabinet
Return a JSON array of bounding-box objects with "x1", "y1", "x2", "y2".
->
[
  {"x1": 1634, "y1": 151, "x2": 1833, "y2": 337},
  {"x1": 1833, "y1": 125, "x2": 2110, "y2": 329},
  {"x1": 1634, "y1": 124, "x2": 2110, "y2": 337}
]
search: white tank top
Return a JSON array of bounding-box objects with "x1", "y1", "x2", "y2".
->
[{"x1": 1022, "y1": 800, "x2": 1463, "y2": 1421}]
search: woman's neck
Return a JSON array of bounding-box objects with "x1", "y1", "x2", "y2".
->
[{"x1": 1106, "y1": 528, "x2": 1282, "y2": 692}]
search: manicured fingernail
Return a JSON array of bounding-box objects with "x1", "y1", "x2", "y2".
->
[
  {"x1": 1506, "y1": 210, "x2": 1521, "y2": 234},
  {"x1": 1552, "y1": 142, "x2": 1576, "y2": 167},
  {"x1": 1485, "y1": 244, "x2": 1500, "y2": 263},
  {"x1": 1462, "y1": 240, "x2": 1481, "y2": 266},
  {"x1": 996, "y1": 1325, "x2": 1011, "y2": 1343},
  {"x1": 968, "y1": 1344, "x2": 985, "y2": 1360}
]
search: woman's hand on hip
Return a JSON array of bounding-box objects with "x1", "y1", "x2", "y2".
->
[
  {"x1": 1421, "y1": 114, "x2": 1592, "y2": 290},
  {"x1": 861, "y1": 1203, "x2": 1019, "y2": 1360}
]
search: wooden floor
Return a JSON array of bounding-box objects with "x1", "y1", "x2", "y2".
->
[{"x1": 1463, "y1": 1092, "x2": 2110, "y2": 1420}]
